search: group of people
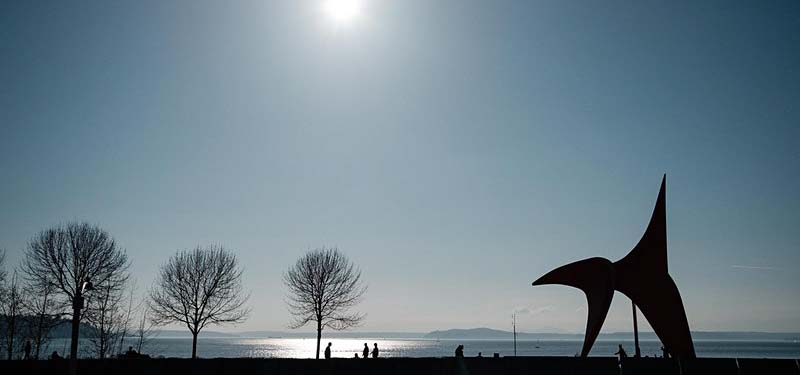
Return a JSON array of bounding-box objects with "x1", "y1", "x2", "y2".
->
[
  {"x1": 120, "y1": 346, "x2": 150, "y2": 359},
  {"x1": 323, "y1": 342, "x2": 380, "y2": 359},
  {"x1": 322, "y1": 342, "x2": 478, "y2": 359},
  {"x1": 324, "y1": 342, "x2": 476, "y2": 359},
  {"x1": 614, "y1": 344, "x2": 672, "y2": 360}
]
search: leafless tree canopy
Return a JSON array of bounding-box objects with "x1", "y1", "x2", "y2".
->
[
  {"x1": 84, "y1": 278, "x2": 128, "y2": 358},
  {"x1": 148, "y1": 245, "x2": 249, "y2": 358},
  {"x1": 134, "y1": 303, "x2": 157, "y2": 353},
  {"x1": 284, "y1": 247, "x2": 366, "y2": 358},
  {"x1": 3, "y1": 248, "x2": 64, "y2": 360},
  {"x1": 0, "y1": 249, "x2": 6, "y2": 289},
  {"x1": 21, "y1": 222, "x2": 129, "y2": 300},
  {"x1": 1, "y1": 272, "x2": 24, "y2": 360},
  {"x1": 21, "y1": 279, "x2": 64, "y2": 359},
  {"x1": 115, "y1": 284, "x2": 138, "y2": 355},
  {"x1": 20, "y1": 222, "x2": 129, "y2": 360}
]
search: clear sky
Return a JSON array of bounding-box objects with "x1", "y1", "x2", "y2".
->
[{"x1": 1, "y1": 0, "x2": 798, "y2": 334}]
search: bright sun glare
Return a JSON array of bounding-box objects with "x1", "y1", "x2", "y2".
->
[{"x1": 323, "y1": 0, "x2": 362, "y2": 25}]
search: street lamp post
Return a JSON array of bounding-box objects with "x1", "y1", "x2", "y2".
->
[{"x1": 69, "y1": 280, "x2": 93, "y2": 375}]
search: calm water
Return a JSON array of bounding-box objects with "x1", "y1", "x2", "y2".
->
[{"x1": 44, "y1": 338, "x2": 800, "y2": 359}]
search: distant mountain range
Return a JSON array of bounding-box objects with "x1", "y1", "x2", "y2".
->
[
  {"x1": 29, "y1": 320, "x2": 799, "y2": 341},
  {"x1": 423, "y1": 328, "x2": 800, "y2": 341},
  {"x1": 14, "y1": 316, "x2": 794, "y2": 342},
  {"x1": 145, "y1": 327, "x2": 799, "y2": 341}
]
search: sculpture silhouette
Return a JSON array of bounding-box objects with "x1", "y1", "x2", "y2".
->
[{"x1": 532, "y1": 175, "x2": 696, "y2": 359}]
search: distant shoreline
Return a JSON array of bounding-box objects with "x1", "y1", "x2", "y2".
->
[
  {"x1": 45, "y1": 324, "x2": 800, "y2": 341},
  {"x1": 142, "y1": 328, "x2": 800, "y2": 342}
]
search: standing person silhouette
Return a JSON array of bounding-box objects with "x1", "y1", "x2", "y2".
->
[
  {"x1": 615, "y1": 345, "x2": 628, "y2": 361},
  {"x1": 371, "y1": 343, "x2": 379, "y2": 358},
  {"x1": 363, "y1": 343, "x2": 369, "y2": 359},
  {"x1": 455, "y1": 345, "x2": 464, "y2": 357},
  {"x1": 324, "y1": 342, "x2": 332, "y2": 359},
  {"x1": 23, "y1": 341, "x2": 31, "y2": 360}
]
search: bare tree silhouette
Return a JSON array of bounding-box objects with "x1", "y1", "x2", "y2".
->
[
  {"x1": 84, "y1": 277, "x2": 128, "y2": 358},
  {"x1": 115, "y1": 284, "x2": 139, "y2": 356},
  {"x1": 148, "y1": 245, "x2": 249, "y2": 359},
  {"x1": 21, "y1": 222, "x2": 129, "y2": 361},
  {"x1": 134, "y1": 302, "x2": 157, "y2": 353},
  {"x1": 0, "y1": 249, "x2": 6, "y2": 290},
  {"x1": 1, "y1": 272, "x2": 23, "y2": 359},
  {"x1": 284, "y1": 247, "x2": 366, "y2": 359},
  {"x1": 21, "y1": 276, "x2": 64, "y2": 359}
]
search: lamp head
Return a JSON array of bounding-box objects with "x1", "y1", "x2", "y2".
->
[{"x1": 81, "y1": 280, "x2": 94, "y2": 293}]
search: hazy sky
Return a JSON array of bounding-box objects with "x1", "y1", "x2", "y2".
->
[{"x1": 1, "y1": 1, "x2": 798, "y2": 334}]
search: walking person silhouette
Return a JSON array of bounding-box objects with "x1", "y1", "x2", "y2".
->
[
  {"x1": 363, "y1": 343, "x2": 369, "y2": 359},
  {"x1": 615, "y1": 344, "x2": 628, "y2": 361},
  {"x1": 23, "y1": 341, "x2": 31, "y2": 360},
  {"x1": 371, "y1": 343, "x2": 379, "y2": 358}
]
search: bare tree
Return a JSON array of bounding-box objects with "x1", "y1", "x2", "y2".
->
[
  {"x1": 149, "y1": 245, "x2": 250, "y2": 358},
  {"x1": 1, "y1": 272, "x2": 24, "y2": 359},
  {"x1": 134, "y1": 302, "x2": 157, "y2": 353},
  {"x1": 0, "y1": 249, "x2": 7, "y2": 357},
  {"x1": 84, "y1": 276, "x2": 128, "y2": 358},
  {"x1": 284, "y1": 247, "x2": 367, "y2": 359},
  {"x1": 21, "y1": 277, "x2": 65, "y2": 359},
  {"x1": 115, "y1": 284, "x2": 138, "y2": 355},
  {"x1": 21, "y1": 222, "x2": 130, "y2": 360},
  {"x1": 0, "y1": 249, "x2": 6, "y2": 314},
  {"x1": 0, "y1": 249, "x2": 6, "y2": 290}
]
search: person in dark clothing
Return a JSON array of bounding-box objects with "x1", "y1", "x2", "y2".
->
[
  {"x1": 371, "y1": 343, "x2": 379, "y2": 358},
  {"x1": 324, "y1": 342, "x2": 332, "y2": 359},
  {"x1": 363, "y1": 343, "x2": 369, "y2": 359},
  {"x1": 125, "y1": 346, "x2": 138, "y2": 358},
  {"x1": 661, "y1": 346, "x2": 670, "y2": 358},
  {"x1": 23, "y1": 341, "x2": 31, "y2": 360},
  {"x1": 50, "y1": 351, "x2": 62, "y2": 360},
  {"x1": 615, "y1": 345, "x2": 628, "y2": 360},
  {"x1": 455, "y1": 345, "x2": 464, "y2": 357}
]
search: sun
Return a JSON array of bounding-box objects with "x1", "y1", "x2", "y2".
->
[{"x1": 323, "y1": 0, "x2": 362, "y2": 25}]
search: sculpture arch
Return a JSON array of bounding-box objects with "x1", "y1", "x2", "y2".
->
[{"x1": 532, "y1": 175, "x2": 696, "y2": 359}]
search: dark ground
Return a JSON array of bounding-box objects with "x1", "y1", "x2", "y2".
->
[{"x1": 1, "y1": 357, "x2": 798, "y2": 375}]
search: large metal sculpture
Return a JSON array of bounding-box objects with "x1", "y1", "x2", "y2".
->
[{"x1": 532, "y1": 175, "x2": 696, "y2": 359}]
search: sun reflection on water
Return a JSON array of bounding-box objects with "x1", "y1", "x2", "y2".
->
[{"x1": 241, "y1": 338, "x2": 425, "y2": 358}]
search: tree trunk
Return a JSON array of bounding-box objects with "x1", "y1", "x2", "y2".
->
[
  {"x1": 70, "y1": 297, "x2": 81, "y2": 360},
  {"x1": 315, "y1": 320, "x2": 322, "y2": 360},
  {"x1": 191, "y1": 332, "x2": 198, "y2": 359},
  {"x1": 35, "y1": 293, "x2": 47, "y2": 359},
  {"x1": 100, "y1": 332, "x2": 106, "y2": 359},
  {"x1": 6, "y1": 315, "x2": 13, "y2": 360},
  {"x1": 69, "y1": 296, "x2": 81, "y2": 375},
  {"x1": 35, "y1": 313, "x2": 44, "y2": 359}
]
